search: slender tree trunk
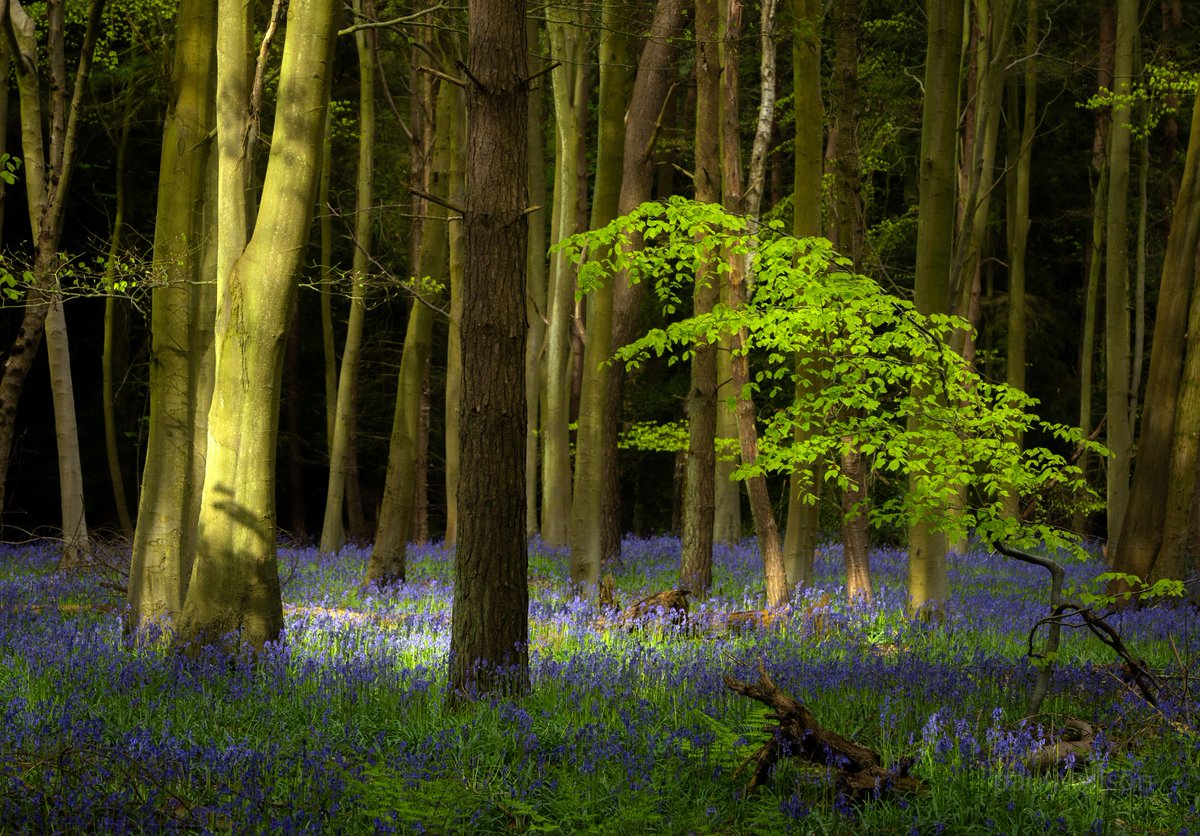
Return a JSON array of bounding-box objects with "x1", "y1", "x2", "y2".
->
[
  {"x1": 102, "y1": 98, "x2": 136, "y2": 539},
  {"x1": 907, "y1": 0, "x2": 962, "y2": 613},
  {"x1": 520, "y1": 17, "x2": 545, "y2": 542},
  {"x1": 449, "y1": 0, "x2": 529, "y2": 699},
  {"x1": 569, "y1": 0, "x2": 632, "y2": 587},
  {"x1": 827, "y1": 0, "x2": 870, "y2": 603},
  {"x1": 1076, "y1": 3, "x2": 1115, "y2": 537},
  {"x1": 603, "y1": 0, "x2": 688, "y2": 565},
  {"x1": 445, "y1": 31, "x2": 467, "y2": 547},
  {"x1": 1103, "y1": 0, "x2": 1137, "y2": 550},
  {"x1": 368, "y1": 78, "x2": 450, "y2": 583},
  {"x1": 780, "y1": 0, "x2": 822, "y2": 582},
  {"x1": 0, "y1": 0, "x2": 104, "y2": 562},
  {"x1": 679, "y1": 0, "x2": 722, "y2": 598},
  {"x1": 1003, "y1": 0, "x2": 1037, "y2": 519},
  {"x1": 541, "y1": 8, "x2": 588, "y2": 547},
  {"x1": 319, "y1": 0, "x2": 376, "y2": 554}
]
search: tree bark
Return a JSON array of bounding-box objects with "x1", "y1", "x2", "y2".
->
[{"x1": 449, "y1": 0, "x2": 530, "y2": 699}]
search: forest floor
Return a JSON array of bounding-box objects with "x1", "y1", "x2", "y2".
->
[{"x1": 0, "y1": 536, "x2": 1196, "y2": 833}]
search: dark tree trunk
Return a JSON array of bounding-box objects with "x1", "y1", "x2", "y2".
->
[{"x1": 449, "y1": 0, "x2": 530, "y2": 700}]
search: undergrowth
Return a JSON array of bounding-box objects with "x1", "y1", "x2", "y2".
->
[{"x1": 0, "y1": 537, "x2": 1196, "y2": 833}]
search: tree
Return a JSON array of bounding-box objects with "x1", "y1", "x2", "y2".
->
[
  {"x1": 1111, "y1": 87, "x2": 1200, "y2": 586},
  {"x1": 368, "y1": 62, "x2": 452, "y2": 585},
  {"x1": 177, "y1": 0, "x2": 337, "y2": 650},
  {"x1": 779, "y1": 0, "x2": 822, "y2": 584},
  {"x1": 0, "y1": 0, "x2": 107, "y2": 564},
  {"x1": 569, "y1": 0, "x2": 632, "y2": 585},
  {"x1": 127, "y1": 0, "x2": 217, "y2": 627},
  {"x1": 541, "y1": 2, "x2": 589, "y2": 548},
  {"x1": 678, "y1": 0, "x2": 723, "y2": 597},
  {"x1": 569, "y1": 199, "x2": 1101, "y2": 595},
  {"x1": 906, "y1": 0, "x2": 962, "y2": 612},
  {"x1": 1103, "y1": 0, "x2": 1137, "y2": 549},
  {"x1": 572, "y1": 0, "x2": 687, "y2": 591},
  {"x1": 319, "y1": 0, "x2": 377, "y2": 554},
  {"x1": 448, "y1": 0, "x2": 529, "y2": 699}
]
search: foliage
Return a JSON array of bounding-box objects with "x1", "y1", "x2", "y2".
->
[
  {"x1": 1082, "y1": 60, "x2": 1200, "y2": 137},
  {"x1": 559, "y1": 198, "x2": 1109, "y2": 559}
]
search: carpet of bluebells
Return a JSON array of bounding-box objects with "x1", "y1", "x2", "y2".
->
[{"x1": 0, "y1": 536, "x2": 1197, "y2": 834}]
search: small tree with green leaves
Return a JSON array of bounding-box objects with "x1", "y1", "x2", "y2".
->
[{"x1": 560, "y1": 198, "x2": 1106, "y2": 600}]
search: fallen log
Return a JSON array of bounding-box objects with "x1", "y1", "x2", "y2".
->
[{"x1": 724, "y1": 661, "x2": 924, "y2": 800}]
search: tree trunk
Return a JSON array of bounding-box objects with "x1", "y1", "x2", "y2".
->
[
  {"x1": 780, "y1": 0, "x2": 822, "y2": 580},
  {"x1": 1103, "y1": 0, "x2": 1137, "y2": 550},
  {"x1": 1112, "y1": 89, "x2": 1200, "y2": 585},
  {"x1": 102, "y1": 98, "x2": 136, "y2": 540},
  {"x1": 319, "y1": 0, "x2": 376, "y2": 553},
  {"x1": 445, "y1": 30, "x2": 467, "y2": 547},
  {"x1": 679, "y1": 0, "x2": 722, "y2": 598},
  {"x1": 369, "y1": 75, "x2": 451, "y2": 583},
  {"x1": 0, "y1": 0, "x2": 104, "y2": 561},
  {"x1": 539, "y1": 9, "x2": 588, "y2": 548},
  {"x1": 178, "y1": 0, "x2": 336, "y2": 650},
  {"x1": 906, "y1": 0, "x2": 962, "y2": 612},
  {"x1": 602, "y1": 0, "x2": 688, "y2": 566},
  {"x1": 520, "y1": 16, "x2": 545, "y2": 542},
  {"x1": 569, "y1": 0, "x2": 632, "y2": 589},
  {"x1": 1002, "y1": 0, "x2": 1037, "y2": 520},
  {"x1": 449, "y1": 0, "x2": 529, "y2": 699},
  {"x1": 1075, "y1": 3, "x2": 1115, "y2": 537}
]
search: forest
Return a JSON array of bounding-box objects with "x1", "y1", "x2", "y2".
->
[{"x1": 0, "y1": 0, "x2": 1198, "y2": 831}]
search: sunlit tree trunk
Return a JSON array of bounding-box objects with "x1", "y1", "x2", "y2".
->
[
  {"x1": 319, "y1": 0, "x2": 376, "y2": 554},
  {"x1": 178, "y1": 0, "x2": 336, "y2": 650},
  {"x1": 443, "y1": 29, "x2": 467, "y2": 547},
  {"x1": 520, "y1": 16, "x2": 545, "y2": 542},
  {"x1": 569, "y1": 0, "x2": 631, "y2": 587},
  {"x1": 780, "y1": 0, "x2": 822, "y2": 582},
  {"x1": 1103, "y1": 0, "x2": 1137, "y2": 550},
  {"x1": 907, "y1": 0, "x2": 962, "y2": 613},
  {"x1": 449, "y1": 0, "x2": 529, "y2": 699}
]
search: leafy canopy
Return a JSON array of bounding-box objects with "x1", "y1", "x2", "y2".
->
[{"x1": 557, "y1": 197, "x2": 1107, "y2": 559}]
